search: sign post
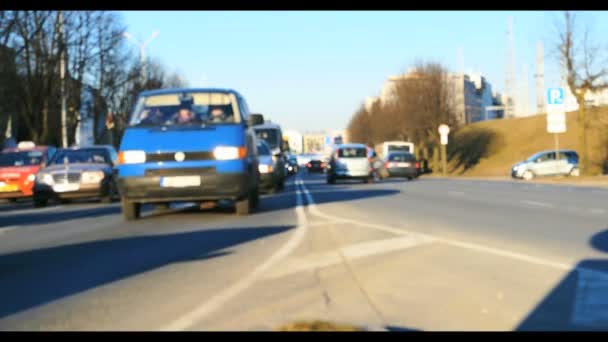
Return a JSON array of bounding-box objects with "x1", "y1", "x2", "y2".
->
[
  {"x1": 438, "y1": 124, "x2": 450, "y2": 177},
  {"x1": 546, "y1": 88, "x2": 567, "y2": 174}
]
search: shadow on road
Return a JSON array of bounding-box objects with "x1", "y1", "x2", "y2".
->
[
  {"x1": 0, "y1": 225, "x2": 293, "y2": 320},
  {"x1": 384, "y1": 325, "x2": 420, "y2": 332},
  {"x1": 0, "y1": 205, "x2": 120, "y2": 228},
  {"x1": 516, "y1": 229, "x2": 608, "y2": 331}
]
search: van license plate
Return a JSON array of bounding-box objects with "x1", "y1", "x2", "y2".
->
[
  {"x1": 397, "y1": 162, "x2": 411, "y2": 167},
  {"x1": 161, "y1": 176, "x2": 201, "y2": 188}
]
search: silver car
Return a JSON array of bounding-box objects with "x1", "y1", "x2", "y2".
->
[
  {"x1": 511, "y1": 150, "x2": 580, "y2": 180},
  {"x1": 327, "y1": 144, "x2": 372, "y2": 184}
]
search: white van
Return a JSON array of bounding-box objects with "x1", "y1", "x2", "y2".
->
[{"x1": 375, "y1": 141, "x2": 415, "y2": 159}]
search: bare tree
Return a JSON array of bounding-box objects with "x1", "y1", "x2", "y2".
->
[
  {"x1": 346, "y1": 105, "x2": 373, "y2": 145},
  {"x1": 391, "y1": 61, "x2": 458, "y2": 162},
  {"x1": 557, "y1": 11, "x2": 608, "y2": 175}
]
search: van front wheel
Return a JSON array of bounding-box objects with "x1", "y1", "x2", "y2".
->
[
  {"x1": 236, "y1": 191, "x2": 254, "y2": 216},
  {"x1": 122, "y1": 199, "x2": 140, "y2": 221}
]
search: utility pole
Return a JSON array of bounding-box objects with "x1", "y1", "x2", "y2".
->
[
  {"x1": 123, "y1": 30, "x2": 160, "y2": 86},
  {"x1": 59, "y1": 11, "x2": 67, "y2": 148},
  {"x1": 505, "y1": 16, "x2": 516, "y2": 119},
  {"x1": 521, "y1": 64, "x2": 529, "y2": 117},
  {"x1": 535, "y1": 41, "x2": 546, "y2": 115}
]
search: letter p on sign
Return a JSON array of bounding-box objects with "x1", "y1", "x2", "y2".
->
[{"x1": 547, "y1": 88, "x2": 564, "y2": 105}]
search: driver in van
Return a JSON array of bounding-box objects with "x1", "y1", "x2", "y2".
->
[
  {"x1": 174, "y1": 102, "x2": 197, "y2": 124},
  {"x1": 209, "y1": 106, "x2": 232, "y2": 123}
]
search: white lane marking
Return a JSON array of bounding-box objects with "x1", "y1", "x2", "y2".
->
[
  {"x1": 161, "y1": 178, "x2": 309, "y2": 331},
  {"x1": 265, "y1": 235, "x2": 433, "y2": 280},
  {"x1": 520, "y1": 200, "x2": 555, "y2": 208},
  {"x1": 589, "y1": 208, "x2": 606, "y2": 215},
  {"x1": 0, "y1": 225, "x2": 20, "y2": 235},
  {"x1": 447, "y1": 191, "x2": 465, "y2": 196},
  {"x1": 437, "y1": 239, "x2": 571, "y2": 271},
  {"x1": 298, "y1": 180, "x2": 576, "y2": 273}
]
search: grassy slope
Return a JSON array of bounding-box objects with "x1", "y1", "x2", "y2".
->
[{"x1": 447, "y1": 107, "x2": 608, "y2": 177}]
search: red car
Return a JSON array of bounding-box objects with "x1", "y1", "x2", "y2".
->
[{"x1": 0, "y1": 142, "x2": 56, "y2": 202}]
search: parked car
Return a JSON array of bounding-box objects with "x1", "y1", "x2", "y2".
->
[
  {"x1": 0, "y1": 141, "x2": 56, "y2": 202},
  {"x1": 511, "y1": 150, "x2": 579, "y2": 180},
  {"x1": 257, "y1": 140, "x2": 284, "y2": 193},
  {"x1": 115, "y1": 88, "x2": 260, "y2": 220},
  {"x1": 379, "y1": 152, "x2": 419, "y2": 180},
  {"x1": 33, "y1": 145, "x2": 119, "y2": 207},
  {"x1": 326, "y1": 144, "x2": 373, "y2": 184}
]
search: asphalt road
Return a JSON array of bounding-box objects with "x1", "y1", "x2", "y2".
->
[{"x1": 0, "y1": 172, "x2": 607, "y2": 331}]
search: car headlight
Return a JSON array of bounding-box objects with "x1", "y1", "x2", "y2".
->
[
  {"x1": 258, "y1": 164, "x2": 273, "y2": 173},
  {"x1": 27, "y1": 174, "x2": 36, "y2": 182},
  {"x1": 214, "y1": 146, "x2": 246, "y2": 160},
  {"x1": 81, "y1": 171, "x2": 105, "y2": 184},
  {"x1": 118, "y1": 150, "x2": 146, "y2": 164},
  {"x1": 38, "y1": 173, "x2": 54, "y2": 185}
]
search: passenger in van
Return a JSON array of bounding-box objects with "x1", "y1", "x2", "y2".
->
[
  {"x1": 139, "y1": 108, "x2": 165, "y2": 125},
  {"x1": 209, "y1": 106, "x2": 232, "y2": 124}
]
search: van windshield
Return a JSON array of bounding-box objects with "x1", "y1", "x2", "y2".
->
[
  {"x1": 129, "y1": 92, "x2": 239, "y2": 127},
  {"x1": 255, "y1": 129, "x2": 280, "y2": 150}
]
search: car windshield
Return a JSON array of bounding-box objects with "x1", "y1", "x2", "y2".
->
[
  {"x1": 389, "y1": 153, "x2": 416, "y2": 162},
  {"x1": 0, "y1": 151, "x2": 44, "y2": 167},
  {"x1": 257, "y1": 143, "x2": 271, "y2": 156},
  {"x1": 526, "y1": 152, "x2": 544, "y2": 162},
  {"x1": 129, "y1": 92, "x2": 239, "y2": 127},
  {"x1": 255, "y1": 129, "x2": 280, "y2": 150},
  {"x1": 50, "y1": 149, "x2": 110, "y2": 165},
  {"x1": 338, "y1": 147, "x2": 367, "y2": 158}
]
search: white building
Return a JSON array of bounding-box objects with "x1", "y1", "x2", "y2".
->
[{"x1": 283, "y1": 129, "x2": 303, "y2": 155}]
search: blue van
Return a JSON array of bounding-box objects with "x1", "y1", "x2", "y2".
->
[{"x1": 116, "y1": 88, "x2": 260, "y2": 220}]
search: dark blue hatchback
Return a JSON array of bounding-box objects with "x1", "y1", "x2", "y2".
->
[{"x1": 116, "y1": 88, "x2": 260, "y2": 220}]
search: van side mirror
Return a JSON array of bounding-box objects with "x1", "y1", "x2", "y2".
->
[{"x1": 249, "y1": 113, "x2": 264, "y2": 126}]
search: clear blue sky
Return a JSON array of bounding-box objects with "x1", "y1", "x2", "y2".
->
[{"x1": 119, "y1": 11, "x2": 607, "y2": 132}]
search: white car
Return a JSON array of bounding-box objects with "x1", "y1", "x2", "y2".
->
[
  {"x1": 326, "y1": 144, "x2": 372, "y2": 184},
  {"x1": 511, "y1": 150, "x2": 580, "y2": 180}
]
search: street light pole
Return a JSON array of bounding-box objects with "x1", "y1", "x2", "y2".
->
[
  {"x1": 123, "y1": 30, "x2": 159, "y2": 86},
  {"x1": 58, "y1": 11, "x2": 67, "y2": 148}
]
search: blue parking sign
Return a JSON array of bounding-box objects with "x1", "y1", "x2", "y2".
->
[{"x1": 546, "y1": 88, "x2": 565, "y2": 105}]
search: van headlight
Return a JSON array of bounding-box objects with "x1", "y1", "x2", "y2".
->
[
  {"x1": 81, "y1": 171, "x2": 105, "y2": 184},
  {"x1": 118, "y1": 150, "x2": 146, "y2": 164},
  {"x1": 214, "y1": 146, "x2": 247, "y2": 160},
  {"x1": 258, "y1": 164, "x2": 273, "y2": 173},
  {"x1": 27, "y1": 174, "x2": 36, "y2": 182}
]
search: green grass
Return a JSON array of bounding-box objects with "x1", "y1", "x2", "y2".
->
[{"x1": 447, "y1": 107, "x2": 608, "y2": 176}]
